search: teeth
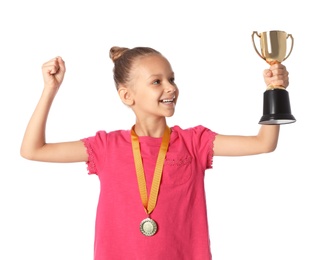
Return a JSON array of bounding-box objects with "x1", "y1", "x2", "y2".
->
[{"x1": 161, "y1": 96, "x2": 175, "y2": 103}]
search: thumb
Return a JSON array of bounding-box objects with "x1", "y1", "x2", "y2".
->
[
  {"x1": 263, "y1": 69, "x2": 272, "y2": 78},
  {"x1": 57, "y1": 56, "x2": 66, "y2": 73}
]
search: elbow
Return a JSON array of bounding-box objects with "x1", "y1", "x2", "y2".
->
[
  {"x1": 262, "y1": 142, "x2": 278, "y2": 154},
  {"x1": 20, "y1": 147, "x2": 36, "y2": 161},
  {"x1": 20, "y1": 151, "x2": 31, "y2": 160},
  {"x1": 258, "y1": 125, "x2": 280, "y2": 154}
]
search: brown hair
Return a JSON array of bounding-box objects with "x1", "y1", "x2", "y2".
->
[{"x1": 109, "y1": 46, "x2": 161, "y2": 90}]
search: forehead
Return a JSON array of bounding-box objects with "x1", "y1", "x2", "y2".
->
[{"x1": 132, "y1": 54, "x2": 173, "y2": 76}]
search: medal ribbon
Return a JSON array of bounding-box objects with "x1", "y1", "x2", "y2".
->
[{"x1": 131, "y1": 125, "x2": 170, "y2": 215}]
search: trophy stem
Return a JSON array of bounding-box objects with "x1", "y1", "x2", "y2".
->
[{"x1": 259, "y1": 89, "x2": 296, "y2": 125}]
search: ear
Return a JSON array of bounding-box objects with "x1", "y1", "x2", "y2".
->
[{"x1": 118, "y1": 86, "x2": 134, "y2": 106}]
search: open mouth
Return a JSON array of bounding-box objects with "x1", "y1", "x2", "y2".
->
[{"x1": 159, "y1": 96, "x2": 175, "y2": 103}]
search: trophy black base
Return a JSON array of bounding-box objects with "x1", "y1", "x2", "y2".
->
[{"x1": 259, "y1": 88, "x2": 296, "y2": 125}]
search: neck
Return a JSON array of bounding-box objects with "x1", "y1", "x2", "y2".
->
[{"x1": 133, "y1": 118, "x2": 168, "y2": 137}]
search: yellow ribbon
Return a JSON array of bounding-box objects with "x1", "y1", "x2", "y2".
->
[{"x1": 131, "y1": 125, "x2": 170, "y2": 215}]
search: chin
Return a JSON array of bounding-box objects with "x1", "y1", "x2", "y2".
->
[{"x1": 165, "y1": 111, "x2": 175, "y2": 117}]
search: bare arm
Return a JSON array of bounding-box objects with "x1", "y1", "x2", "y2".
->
[
  {"x1": 213, "y1": 125, "x2": 279, "y2": 156},
  {"x1": 20, "y1": 57, "x2": 88, "y2": 163},
  {"x1": 213, "y1": 63, "x2": 289, "y2": 156}
]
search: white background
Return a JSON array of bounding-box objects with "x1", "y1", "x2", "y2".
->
[{"x1": 0, "y1": 0, "x2": 313, "y2": 259}]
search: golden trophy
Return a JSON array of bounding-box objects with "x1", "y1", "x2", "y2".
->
[{"x1": 252, "y1": 30, "x2": 296, "y2": 124}]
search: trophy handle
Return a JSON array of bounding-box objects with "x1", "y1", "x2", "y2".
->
[
  {"x1": 283, "y1": 34, "x2": 294, "y2": 62},
  {"x1": 252, "y1": 31, "x2": 265, "y2": 61}
]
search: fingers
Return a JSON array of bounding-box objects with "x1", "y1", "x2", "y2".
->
[
  {"x1": 264, "y1": 63, "x2": 289, "y2": 89},
  {"x1": 57, "y1": 56, "x2": 66, "y2": 74},
  {"x1": 42, "y1": 56, "x2": 66, "y2": 89},
  {"x1": 42, "y1": 56, "x2": 65, "y2": 75}
]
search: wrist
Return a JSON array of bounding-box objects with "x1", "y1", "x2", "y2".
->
[{"x1": 42, "y1": 86, "x2": 59, "y2": 100}]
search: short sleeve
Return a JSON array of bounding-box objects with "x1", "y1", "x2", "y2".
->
[
  {"x1": 81, "y1": 131, "x2": 108, "y2": 175},
  {"x1": 171, "y1": 125, "x2": 217, "y2": 170},
  {"x1": 191, "y1": 125, "x2": 217, "y2": 169}
]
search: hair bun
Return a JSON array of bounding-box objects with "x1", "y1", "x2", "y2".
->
[{"x1": 109, "y1": 46, "x2": 129, "y2": 62}]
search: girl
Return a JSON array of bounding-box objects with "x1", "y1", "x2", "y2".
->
[{"x1": 20, "y1": 46, "x2": 289, "y2": 259}]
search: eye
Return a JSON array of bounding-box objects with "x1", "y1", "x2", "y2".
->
[
  {"x1": 153, "y1": 79, "x2": 161, "y2": 85},
  {"x1": 170, "y1": 77, "x2": 175, "y2": 84}
]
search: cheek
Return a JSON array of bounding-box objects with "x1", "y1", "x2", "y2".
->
[
  {"x1": 134, "y1": 92, "x2": 155, "y2": 105},
  {"x1": 175, "y1": 87, "x2": 179, "y2": 98}
]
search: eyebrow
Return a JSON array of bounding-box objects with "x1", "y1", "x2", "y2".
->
[
  {"x1": 147, "y1": 72, "x2": 175, "y2": 80},
  {"x1": 147, "y1": 74, "x2": 162, "y2": 80}
]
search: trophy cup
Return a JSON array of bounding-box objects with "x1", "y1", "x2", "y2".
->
[{"x1": 252, "y1": 30, "x2": 296, "y2": 124}]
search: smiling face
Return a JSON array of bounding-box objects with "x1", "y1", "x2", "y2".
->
[{"x1": 122, "y1": 54, "x2": 179, "y2": 120}]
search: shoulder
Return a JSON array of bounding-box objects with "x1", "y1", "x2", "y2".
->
[
  {"x1": 82, "y1": 129, "x2": 131, "y2": 146},
  {"x1": 171, "y1": 125, "x2": 217, "y2": 137},
  {"x1": 170, "y1": 125, "x2": 217, "y2": 168},
  {"x1": 170, "y1": 125, "x2": 217, "y2": 147},
  {"x1": 89, "y1": 128, "x2": 130, "y2": 138}
]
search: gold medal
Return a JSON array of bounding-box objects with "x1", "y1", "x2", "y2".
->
[{"x1": 140, "y1": 217, "x2": 158, "y2": 236}]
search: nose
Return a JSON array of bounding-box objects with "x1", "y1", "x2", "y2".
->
[{"x1": 165, "y1": 83, "x2": 176, "y2": 94}]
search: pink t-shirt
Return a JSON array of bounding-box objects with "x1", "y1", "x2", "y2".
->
[{"x1": 82, "y1": 125, "x2": 217, "y2": 260}]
